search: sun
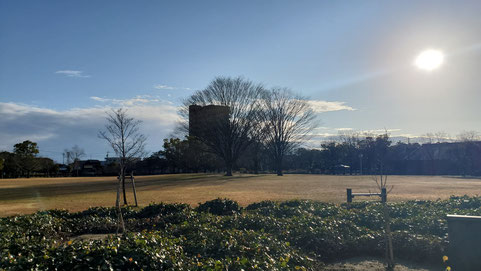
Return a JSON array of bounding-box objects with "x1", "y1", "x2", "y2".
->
[{"x1": 414, "y1": 49, "x2": 444, "y2": 71}]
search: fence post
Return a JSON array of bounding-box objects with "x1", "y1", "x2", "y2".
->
[
  {"x1": 381, "y1": 188, "x2": 387, "y2": 203},
  {"x1": 131, "y1": 172, "x2": 138, "y2": 207},
  {"x1": 347, "y1": 188, "x2": 353, "y2": 203}
]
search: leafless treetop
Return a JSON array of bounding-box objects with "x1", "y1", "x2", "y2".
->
[{"x1": 98, "y1": 108, "x2": 147, "y2": 163}]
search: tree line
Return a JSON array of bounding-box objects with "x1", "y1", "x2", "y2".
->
[
  {"x1": 0, "y1": 141, "x2": 94, "y2": 178},
  {"x1": 133, "y1": 131, "x2": 480, "y2": 176},
  {"x1": 2, "y1": 132, "x2": 480, "y2": 178},
  {"x1": 2, "y1": 76, "x2": 480, "y2": 178},
  {"x1": 0, "y1": 141, "x2": 57, "y2": 178}
]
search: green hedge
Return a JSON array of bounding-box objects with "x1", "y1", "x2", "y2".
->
[{"x1": 2, "y1": 196, "x2": 480, "y2": 270}]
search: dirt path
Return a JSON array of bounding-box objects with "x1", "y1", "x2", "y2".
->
[{"x1": 322, "y1": 257, "x2": 442, "y2": 271}]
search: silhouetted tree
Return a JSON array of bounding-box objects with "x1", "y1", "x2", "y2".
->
[
  {"x1": 259, "y1": 88, "x2": 316, "y2": 176},
  {"x1": 181, "y1": 77, "x2": 264, "y2": 176},
  {"x1": 162, "y1": 138, "x2": 188, "y2": 173},
  {"x1": 64, "y1": 145, "x2": 85, "y2": 176},
  {"x1": 454, "y1": 131, "x2": 481, "y2": 176},
  {"x1": 14, "y1": 140, "x2": 39, "y2": 177},
  {"x1": 338, "y1": 131, "x2": 362, "y2": 174},
  {"x1": 37, "y1": 157, "x2": 58, "y2": 177}
]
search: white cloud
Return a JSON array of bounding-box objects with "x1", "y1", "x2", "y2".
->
[
  {"x1": 154, "y1": 84, "x2": 175, "y2": 90},
  {"x1": 154, "y1": 84, "x2": 192, "y2": 91},
  {"x1": 55, "y1": 70, "x2": 91, "y2": 78},
  {"x1": 307, "y1": 100, "x2": 355, "y2": 113},
  {"x1": 337, "y1": 127, "x2": 353, "y2": 131},
  {"x1": 0, "y1": 98, "x2": 180, "y2": 162},
  {"x1": 89, "y1": 95, "x2": 169, "y2": 107},
  {"x1": 90, "y1": 96, "x2": 110, "y2": 102}
]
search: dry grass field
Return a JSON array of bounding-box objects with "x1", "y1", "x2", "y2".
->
[{"x1": 1, "y1": 174, "x2": 481, "y2": 217}]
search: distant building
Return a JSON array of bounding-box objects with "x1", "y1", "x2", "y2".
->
[
  {"x1": 74, "y1": 160, "x2": 103, "y2": 176},
  {"x1": 103, "y1": 157, "x2": 121, "y2": 166},
  {"x1": 188, "y1": 104, "x2": 229, "y2": 138}
]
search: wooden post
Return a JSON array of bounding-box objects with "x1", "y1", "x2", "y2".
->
[
  {"x1": 347, "y1": 188, "x2": 353, "y2": 203},
  {"x1": 131, "y1": 171, "x2": 138, "y2": 207},
  {"x1": 116, "y1": 175, "x2": 120, "y2": 208}
]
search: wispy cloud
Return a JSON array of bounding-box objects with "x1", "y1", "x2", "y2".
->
[
  {"x1": 55, "y1": 70, "x2": 90, "y2": 78},
  {"x1": 154, "y1": 84, "x2": 192, "y2": 91},
  {"x1": 90, "y1": 96, "x2": 110, "y2": 102},
  {"x1": 89, "y1": 95, "x2": 170, "y2": 106},
  {"x1": 336, "y1": 128, "x2": 353, "y2": 131},
  {"x1": 308, "y1": 100, "x2": 355, "y2": 113},
  {"x1": 154, "y1": 85, "x2": 175, "y2": 90}
]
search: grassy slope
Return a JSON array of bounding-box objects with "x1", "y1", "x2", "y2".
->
[{"x1": 1, "y1": 174, "x2": 480, "y2": 216}]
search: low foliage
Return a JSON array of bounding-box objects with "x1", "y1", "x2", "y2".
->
[
  {"x1": 2, "y1": 196, "x2": 480, "y2": 270},
  {"x1": 196, "y1": 198, "x2": 241, "y2": 216}
]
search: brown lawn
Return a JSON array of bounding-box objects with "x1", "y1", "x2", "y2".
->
[{"x1": 1, "y1": 174, "x2": 481, "y2": 217}]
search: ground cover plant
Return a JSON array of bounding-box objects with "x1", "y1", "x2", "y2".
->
[{"x1": 1, "y1": 196, "x2": 480, "y2": 270}]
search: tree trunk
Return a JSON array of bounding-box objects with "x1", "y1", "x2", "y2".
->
[
  {"x1": 121, "y1": 167, "x2": 127, "y2": 205},
  {"x1": 276, "y1": 157, "x2": 283, "y2": 176},
  {"x1": 116, "y1": 175, "x2": 125, "y2": 234},
  {"x1": 253, "y1": 153, "x2": 260, "y2": 174},
  {"x1": 225, "y1": 161, "x2": 233, "y2": 176}
]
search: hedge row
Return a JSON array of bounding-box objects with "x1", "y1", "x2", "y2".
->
[{"x1": 2, "y1": 196, "x2": 480, "y2": 270}]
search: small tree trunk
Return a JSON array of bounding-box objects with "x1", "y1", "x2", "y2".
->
[
  {"x1": 253, "y1": 147, "x2": 260, "y2": 174},
  {"x1": 383, "y1": 202, "x2": 394, "y2": 270},
  {"x1": 115, "y1": 175, "x2": 125, "y2": 234},
  {"x1": 276, "y1": 157, "x2": 283, "y2": 176},
  {"x1": 225, "y1": 160, "x2": 233, "y2": 176}
]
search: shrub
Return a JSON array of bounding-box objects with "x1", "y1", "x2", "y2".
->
[
  {"x1": 3, "y1": 196, "x2": 479, "y2": 269},
  {"x1": 196, "y1": 198, "x2": 241, "y2": 216}
]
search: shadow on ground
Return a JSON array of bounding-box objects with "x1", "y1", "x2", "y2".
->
[{"x1": 0, "y1": 174, "x2": 260, "y2": 201}]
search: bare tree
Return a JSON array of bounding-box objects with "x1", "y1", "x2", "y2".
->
[
  {"x1": 259, "y1": 88, "x2": 316, "y2": 176},
  {"x1": 434, "y1": 131, "x2": 450, "y2": 143},
  {"x1": 454, "y1": 130, "x2": 481, "y2": 176},
  {"x1": 63, "y1": 145, "x2": 85, "y2": 164},
  {"x1": 338, "y1": 130, "x2": 362, "y2": 174},
  {"x1": 457, "y1": 130, "x2": 480, "y2": 142},
  {"x1": 63, "y1": 145, "x2": 85, "y2": 176},
  {"x1": 422, "y1": 131, "x2": 450, "y2": 144},
  {"x1": 181, "y1": 76, "x2": 264, "y2": 176},
  {"x1": 98, "y1": 108, "x2": 146, "y2": 233}
]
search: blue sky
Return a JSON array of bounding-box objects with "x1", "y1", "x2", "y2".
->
[{"x1": 1, "y1": 1, "x2": 481, "y2": 162}]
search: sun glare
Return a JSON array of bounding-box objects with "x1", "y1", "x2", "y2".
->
[{"x1": 414, "y1": 49, "x2": 444, "y2": 71}]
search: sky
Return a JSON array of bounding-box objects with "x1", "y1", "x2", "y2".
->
[{"x1": 1, "y1": 0, "x2": 481, "y2": 162}]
